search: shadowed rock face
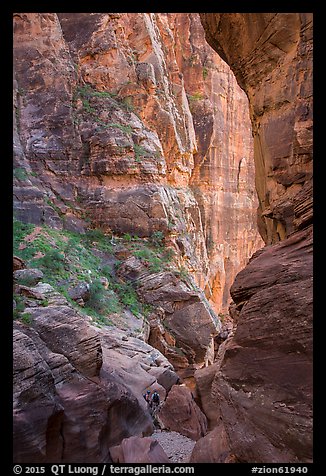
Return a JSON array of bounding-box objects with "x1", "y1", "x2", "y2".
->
[
  {"x1": 196, "y1": 13, "x2": 313, "y2": 463},
  {"x1": 14, "y1": 283, "x2": 190, "y2": 463},
  {"x1": 157, "y1": 385, "x2": 207, "y2": 441},
  {"x1": 200, "y1": 13, "x2": 313, "y2": 244},
  {"x1": 13, "y1": 12, "x2": 313, "y2": 463}
]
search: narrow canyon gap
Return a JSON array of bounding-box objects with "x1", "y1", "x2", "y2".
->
[{"x1": 13, "y1": 12, "x2": 312, "y2": 464}]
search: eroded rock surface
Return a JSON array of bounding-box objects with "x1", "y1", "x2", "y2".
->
[
  {"x1": 192, "y1": 14, "x2": 313, "y2": 463},
  {"x1": 117, "y1": 255, "x2": 220, "y2": 373},
  {"x1": 13, "y1": 282, "x2": 190, "y2": 463},
  {"x1": 200, "y1": 13, "x2": 313, "y2": 244},
  {"x1": 109, "y1": 436, "x2": 170, "y2": 463},
  {"x1": 13, "y1": 12, "x2": 261, "y2": 314},
  {"x1": 157, "y1": 384, "x2": 207, "y2": 441}
]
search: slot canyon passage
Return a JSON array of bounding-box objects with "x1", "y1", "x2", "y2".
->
[{"x1": 13, "y1": 13, "x2": 313, "y2": 464}]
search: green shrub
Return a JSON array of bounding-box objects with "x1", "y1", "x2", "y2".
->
[
  {"x1": 108, "y1": 123, "x2": 133, "y2": 135},
  {"x1": 85, "y1": 228, "x2": 106, "y2": 242},
  {"x1": 20, "y1": 312, "x2": 32, "y2": 325},
  {"x1": 150, "y1": 231, "x2": 165, "y2": 247},
  {"x1": 15, "y1": 274, "x2": 39, "y2": 287},
  {"x1": 133, "y1": 248, "x2": 153, "y2": 261},
  {"x1": 133, "y1": 247, "x2": 166, "y2": 273},
  {"x1": 39, "y1": 249, "x2": 65, "y2": 273},
  {"x1": 187, "y1": 92, "x2": 204, "y2": 102},
  {"x1": 86, "y1": 279, "x2": 122, "y2": 315},
  {"x1": 13, "y1": 294, "x2": 26, "y2": 320},
  {"x1": 101, "y1": 265, "x2": 113, "y2": 279},
  {"x1": 202, "y1": 67, "x2": 208, "y2": 80},
  {"x1": 133, "y1": 144, "x2": 153, "y2": 161},
  {"x1": 121, "y1": 96, "x2": 135, "y2": 112},
  {"x1": 13, "y1": 168, "x2": 29, "y2": 181},
  {"x1": 148, "y1": 257, "x2": 162, "y2": 273},
  {"x1": 161, "y1": 248, "x2": 175, "y2": 262},
  {"x1": 86, "y1": 279, "x2": 105, "y2": 310},
  {"x1": 122, "y1": 233, "x2": 133, "y2": 242},
  {"x1": 113, "y1": 282, "x2": 141, "y2": 317},
  {"x1": 177, "y1": 265, "x2": 189, "y2": 281}
]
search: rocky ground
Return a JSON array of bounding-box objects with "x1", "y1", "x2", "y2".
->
[{"x1": 151, "y1": 429, "x2": 196, "y2": 463}]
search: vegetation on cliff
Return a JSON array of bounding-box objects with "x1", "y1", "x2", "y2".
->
[{"x1": 13, "y1": 218, "x2": 176, "y2": 327}]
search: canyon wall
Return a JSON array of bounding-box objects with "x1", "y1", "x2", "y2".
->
[
  {"x1": 194, "y1": 13, "x2": 313, "y2": 463},
  {"x1": 14, "y1": 13, "x2": 286, "y2": 462},
  {"x1": 168, "y1": 13, "x2": 263, "y2": 311},
  {"x1": 13, "y1": 12, "x2": 261, "y2": 314}
]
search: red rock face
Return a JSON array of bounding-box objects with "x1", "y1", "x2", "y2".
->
[
  {"x1": 157, "y1": 385, "x2": 207, "y2": 440},
  {"x1": 14, "y1": 12, "x2": 308, "y2": 464},
  {"x1": 200, "y1": 13, "x2": 313, "y2": 244},
  {"x1": 198, "y1": 13, "x2": 313, "y2": 463},
  {"x1": 168, "y1": 13, "x2": 264, "y2": 311},
  {"x1": 13, "y1": 12, "x2": 262, "y2": 313}
]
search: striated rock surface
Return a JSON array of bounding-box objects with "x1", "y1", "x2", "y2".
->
[
  {"x1": 117, "y1": 255, "x2": 220, "y2": 373},
  {"x1": 14, "y1": 281, "x2": 191, "y2": 463},
  {"x1": 13, "y1": 12, "x2": 313, "y2": 464},
  {"x1": 200, "y1": 13, "x2": 313, "y2": 244},
  {"x1": 157, "y1": 384, "x2": 207, "y2": 440},
  {"x1": 168, "y1": 13, "x2": 263, "y2": 311},
  {"x1": 193, "y1": 14, "x2": 313, "y2": 463},
  {"x1": 13, "y1": 12, "x2": 262, "y2": 312},
  {"x1": 212, "y1": 226, "x2": 313, "y2": 463}
]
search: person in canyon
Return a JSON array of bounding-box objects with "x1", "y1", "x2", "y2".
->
[
  {"x1": 151, "y1": 390, "x2": 160, "y2": 410},
  {"x1": 143, "y1": 390, "x2": 151, "y2": 407}
]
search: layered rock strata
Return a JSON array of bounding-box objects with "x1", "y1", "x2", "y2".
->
[
  {"x1": 168, "y1": 13, "x2": 264, "y2": 311},
  {"x1": 13, "y1": 12, "x2": 293, "y2": 463},
  {"x1": 13, "y1": 279, "x2": 181, "y2": 463},
  {"x1": 13, "y1": 12, "x2": 261, "y2": 311},
  {"x1": 117, "y1": 255, "x2": 220, "y2": 374}
]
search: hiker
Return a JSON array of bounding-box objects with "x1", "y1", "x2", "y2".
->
[
  {"x1": 143, "y1": 390, "x2": 151, "y2": 406},
  {"x1": 151, "y1": 390, "x2": 160, "y2": 409}
]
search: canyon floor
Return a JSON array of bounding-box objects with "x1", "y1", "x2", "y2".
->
[{"x1": 151, "y1": 430, "x2": 196, "y2": 463}]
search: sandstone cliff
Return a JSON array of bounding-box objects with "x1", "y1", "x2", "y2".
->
[{"x1": 13, "y1": 12, "x2": 261, "y2": 315}]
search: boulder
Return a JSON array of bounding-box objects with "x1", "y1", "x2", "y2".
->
[
  {"x1": 190, "y1": 423, "x2": 234, "y2": 463},
  {"x1": 67, "y1": 282, "x2": 90, "y2": 304},
  {"x1": 194, "y1": 362, "x2": 219, "y2": 428},
  {"x1": 157, "y1": 385, "x2": 207, "y2": 440},
  {"x1": 99, "y1": 327, "x2": 169, "y2": 407},
  {"x1": 25, "y1": 304, "x2": 102, "y2": 378},
  {"x1": 148, "y1": 367, "x2": 180, "y2": 392},
  {"x1": 110, "y1": 436, "x2": 170, "y2": 463},
  {"x1": 13, "y1": 268, "x2": 44, "y2": 286},
  {"x1": 165, "y1": 300, "x2": 219, "y2": 365},
  {"x1": 13, "y1": 256, "x2": 26, "y2": 271},
  {"x1": 119, "y1": 257, "x2": 220, "y2": 369}
]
